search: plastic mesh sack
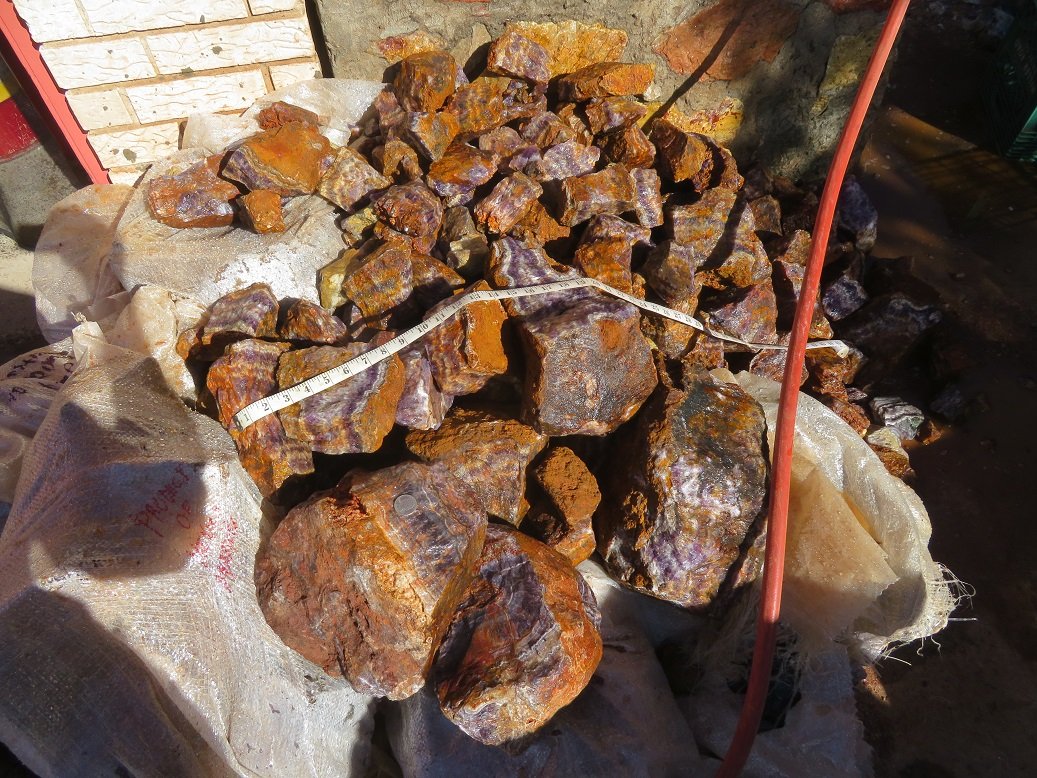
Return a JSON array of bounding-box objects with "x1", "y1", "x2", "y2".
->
[{"x1": 0, "y1": 345, "x2": 375, "y2": 777}]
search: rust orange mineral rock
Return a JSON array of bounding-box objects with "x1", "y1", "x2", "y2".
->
[
  {"x1": 373, "y1": 181, "x2": 444, "y2": 238},
  {"x1": 256, "y1": 461, "x2": 487, "y2": 699},
  {"x1": 256, "y1": 100, "x2": 320, "y2": 129},
  {"x1": 222, "y1": 121, "x2": 331, "y2": 196},
  {"x1": 394, "y1": 50, "x2": 458, "y2": 112},
  {"x1": 421, "y1": 281, "x2": 509, "y2": 395},
  {"x1": 406, "y1": 406, "x2": 547, "y2": 526},
  {"x1": 276, "y1": 341, "x2": 405, "y2": 454},
  {"x1": 650, "y1": 119, "x2": 714, "y2": 189},
  {"x1": 556, "y1": 62, "x2": 654, "y2": 101},
  {"x1": 426, "y1": 142, "x2": 499, "y2": 201},
  {"x1": 474, "y1": 172, "x2": 543, "y2": 234},
  {"x1": 518, "y1": 296, "x2": 657, "y2": 435},
  {"x1": 521, "y1": 446, "x2": 600, "y2": 565},
  {"x1": 597, "y1": 367, "x2": 769, "y2": 609},
  {"x1": 431, "y1": 524, "x2": 602, "y2": 745},
  {"x1": 145, "y1": 154, "x2": 239, "y2": 228},
  {"x1": 207, "y1": 338, "x2": 313, "y2": 497},
  {"x1": 238, "y1": 189, "x2": 285, "y2": 233},
  {"x1": 558, "y1": 164, "x2": 636, "y2": 226}
]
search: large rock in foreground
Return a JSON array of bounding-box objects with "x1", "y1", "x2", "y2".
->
[
  {"x1": 431, "y1": 524, "x2": 603, "y2": 746},
  {"x1": 596, "y1": 365, "x2": 769, "y2": 608},
  {"x1": 256, "y1": 461, "x2": 487, "y2": 699},
  {"x1": 519, "y1": 296, "x2": 657, "y2": 436}
]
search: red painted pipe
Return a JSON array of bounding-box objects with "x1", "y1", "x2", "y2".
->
[
  {"x1": 716, "y1": 0, "x2": 912, "y2": 774},
  {"x1": 0, "y1": 0, "x2": 109, "y2": 185}
]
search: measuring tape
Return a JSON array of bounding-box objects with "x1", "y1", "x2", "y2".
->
[{"x1": 233, "y1": 276, "x2": 848, "y2": 430}]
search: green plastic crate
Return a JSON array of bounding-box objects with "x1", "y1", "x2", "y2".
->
[{"x1": 988, "y1": 4, "x2": 1037, "y2": 160}]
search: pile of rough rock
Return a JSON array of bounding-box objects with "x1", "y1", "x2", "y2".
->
[{"x1": 163, "y1": 27, "x2": 935, "y2": 748}]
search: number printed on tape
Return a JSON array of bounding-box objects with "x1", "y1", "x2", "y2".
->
[{"x1": 232, "y1": 278, "x2": 850, "y2": 430}]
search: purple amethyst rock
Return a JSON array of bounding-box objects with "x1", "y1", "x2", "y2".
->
[
  {"x1": 276, "y1": 341, "x2": 405, "y2": 454},
  {"x1": 596, "y1": 367, "x2": 769, "y2": 608},
  {"x1": 518, "y1": 296, "x2": 657, "y2": 436}
]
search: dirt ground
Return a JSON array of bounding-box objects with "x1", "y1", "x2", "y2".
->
[{"x1": 851, "y1": 4, "x2": 1037, "y2": 775}]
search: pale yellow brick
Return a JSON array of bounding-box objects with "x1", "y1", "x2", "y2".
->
[
  {"x1": 148, "y1": 18, "x2": 315, "y2": 75},
  {"x1": 11, "y1": 0, "x2": 90, "y2": 43},
  {"x1": 40, "y1": 39, "x2": 154, "y2": 90},
  {"x1": 125, "y1": 70, "x2": 268, "y2": 123},
  {"x1": 88, "y1": 123, "x2": 180, "y2": 168},
  {"x1": 247, "y1": 0, "x2": 301, "y2": 12},
  {"x1": 108, "y1": 167, "x2": 149, "y2": 186},
  {"x1": 78, "y1": 0, "x2": 248, "y2": 35},
  {"x1": 269, "y1": 61, "x2": 323, "y2": 90},
  {"x1": 66, "y1": 90, "x2": 134, "y2": 131}
]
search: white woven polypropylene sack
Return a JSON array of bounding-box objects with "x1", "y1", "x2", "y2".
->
[{"x1": 0, "y1": 346, "x2": 375, "y2": 777}]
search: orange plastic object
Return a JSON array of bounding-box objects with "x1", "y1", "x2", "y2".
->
[
  {"x1": 716, "y1": 0, "x2": 912, "y2": 774},
  {"x1": 0, "y1": 0, "x2": 109, "y2": 184}
]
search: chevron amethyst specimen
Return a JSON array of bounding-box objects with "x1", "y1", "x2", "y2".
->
[
  {"x1": 597, "y1": 367, "x2": 769, "y2": 609},
  {"x1": 194, "y1": 282, "x2": 279, "y2": 359},
  {"x1": 276, "y1": 341, "x2": 405, "y2": 454},
  {"x1": 318, "y1": 147, "x2": 390, "y2": 210},
  {"x1": 256, "y1": 461, "x2": 487, "y2": 699},
  {"x1": 396, "y1": 347, "x2": 453, "y2": 430},
  {"x1": 207, "y1": 338, "x2": 313, "y2": 497},
  {"x1": 431, "y1": 524, "x2": 602, "y2": 745},
  {"x1": 222, "y1": 121, "x2": 330, "y2": 196},
  {"x1": 670, "y1": 187, "x2": 771, "y2": 290},
  {"x1": 486, "y1": 30, "x2": 551, "y2": 84},
  {"x1": 279, "y1": 299, "x2": 349, "y2": 345},
  {"x1": 422, "y1": 281, "x2": 509, "y2": 395},
  {"x1": 406, "y1": 406, "x2": 547, "y2": 526},
  {"x1": 518, "y1": 296, "x2": 657, "y2": 435},
  {"x1": 558, "y1": 164, "x2": 637, "y2": 226},
  {"x1": 524, "y1": 139, "x2": 599, "y2": 182},
  {"x1": 145, "y1": 154, "x2": 239, "y2": 228},
  {"x1": 394, "y1": 50, "x2": 458, "y2": 112}
]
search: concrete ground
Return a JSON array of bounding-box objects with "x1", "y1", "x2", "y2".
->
[{"x1": 0, "y1": 233, "x2": 42, "y2": 366}]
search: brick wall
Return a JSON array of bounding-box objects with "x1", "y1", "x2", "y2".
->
[{"x1": 13, "y1": 0, "x2": 322, "y2": 185}]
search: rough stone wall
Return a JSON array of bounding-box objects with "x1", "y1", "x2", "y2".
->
[
  {"x1": 12, "y1": 0, "x2": 323, "y2": 185},
  {"x1": 312, "y1": 0, "x2": 891, "y2": 180}
]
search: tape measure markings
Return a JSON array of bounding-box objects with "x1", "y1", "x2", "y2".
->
[{"x1": 233, "y1": 277, "x2": 848, "y2": 430}]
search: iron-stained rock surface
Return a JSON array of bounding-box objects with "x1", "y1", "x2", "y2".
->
[
  {"x1": 422, "y1": 281, "x2": 509, "y2": 395},
  {"x1": 277, "y1": 342, "x2": 405, "y2": 454},
  {"x1": 406, "y1": 406, "x2": 547, "y2": 526},
  {"x1": 521, "y1": 446, "x2": 600, "y2": 565},
  {"x1": 256, "y1": 461, "x2": 487, "y2": 699},
  {"x1": 596, "y1": 368, "x2": 769, "y2": 608},
  {"x1": 207, "y1": 338, "x2": 313, "y2": 497},
  {"x1": 518, "y1": 296, "x2": 657, "y2": 436},
  {"x1": 145, "y1": 154, "x2": 239, "y2": 228},
  {"x1": 430, "y1": 524, "x2": 603, "y2": 745},
  {"x1": 222, "y1": 121, "x2": 331, "y2": 196}
]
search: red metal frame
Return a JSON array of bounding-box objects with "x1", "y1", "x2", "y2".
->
[{"x1": 0, "y1": 0, "x2": 109, "y2": 184}]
